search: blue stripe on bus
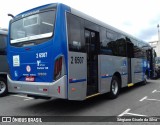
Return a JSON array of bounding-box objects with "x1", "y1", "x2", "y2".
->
[
  {"x1": 70, "y1": 73, "x2": 128, "y2": 82},
  {"x1": 101, "y1": 75, "x2": 112, "y2": 79},
  {"x1": 69, "y1": 79, "x2": 87, "y2": 83}
]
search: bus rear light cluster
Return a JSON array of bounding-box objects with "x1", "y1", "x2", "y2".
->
[
  {"x1": 43, "y1": 88, "x2": 48, "y2": 92},
  {"x1": 54, "y1": 57, "x2": 62, "y2": 80},
  {"x1": 57, "y1": 86, "x2": 61, "y2": 94}
]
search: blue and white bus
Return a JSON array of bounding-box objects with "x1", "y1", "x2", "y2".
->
[{"x1": 7, "y1": 3, "x2": 153, "y2": 100}]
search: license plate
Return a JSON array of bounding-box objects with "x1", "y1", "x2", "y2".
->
[{"x1": 25, "y1": 76, "x2": 35, "y2": 82}]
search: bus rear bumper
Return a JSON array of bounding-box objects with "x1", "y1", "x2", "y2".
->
[{"x1": 7, "y1": 75, "x2": 67, "y2": 99}]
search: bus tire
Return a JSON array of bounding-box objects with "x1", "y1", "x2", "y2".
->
[
  {"x1": 0, "y1": 77, "x2": 8, "y2": 97},
  {"x1": 109, "y1": 76, "x2": 120, "y2": 99}
]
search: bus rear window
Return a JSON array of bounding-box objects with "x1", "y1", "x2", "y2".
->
[{"x1": 10, "y1": 10, "x2": 56, "y2": 46}]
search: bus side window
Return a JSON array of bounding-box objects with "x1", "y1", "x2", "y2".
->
[
  {"x1": 67, "y1": 13, "x2": 85, "y2": 52},
  {"x1": 100, "y1": 28, "x2": 113, "y2": 55},
  {"x1": 0, "y1": 35, "x2": 7, "y2": 55},
  {"x1": 116, "y1": 34, "x2": 127, "y2": 57},
  {"x1": 132, "y1": 39, "x2": 144, "y2": 58},
  {"x1": 101, "y1": 29, "x2": 127, "y2": 57},
  {"x1": 126, "y1": 37, "x2": 134, "y2": 58}
]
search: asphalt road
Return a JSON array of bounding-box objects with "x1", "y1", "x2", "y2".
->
[{"x1": 1, "y1": 79, "x2": 160, "y2": 125}]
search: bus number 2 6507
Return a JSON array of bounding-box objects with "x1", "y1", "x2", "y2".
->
[
  {"x1": 71, "y1": 56, "x2": 84, "y2": 64},
  {"x1": 36, "y1": 52, "x2": 47, "y2": 58}
]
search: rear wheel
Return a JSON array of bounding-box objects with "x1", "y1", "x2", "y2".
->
[
  {"x1": 109, "y1": 76, "x2": 120, "y2": 99},
  {"x1": 0, "y1": 77, "x2": 8, "y2": 97}
]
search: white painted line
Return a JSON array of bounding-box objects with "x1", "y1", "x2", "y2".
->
[
  {"x1": 139, "y1": 96, "x2": 160, "y2": 102},
  {"x1": 139, "y1": 96, "x2": 147, "y2": 102},
  {"x1": 152, "y1": 89, "x2": 160, "y2": 93},
  {"x1": 24, "y1": 98, "x2": 33, "y2": 101},
  {"x1": 118, "y1": 109, "x2": 131, "y2": 116},
  {"x1": 126, "y1": 113, "x2": 147, "y2": 117},
  {"x1": 23, "y1": 96, "x2": 34, "y2": 101},
  {"x1": 11, "y1": 94, "x2": 34, "y2": 101},
  {"x1": 12, "y1": 94, "x2": 29, "y2": 98},
  {"x1": 146, "y1": 98, "x2": 160, "y2": 102},
  {"x1": 152, "y1": 90, "x2": 157, "y2": 93},
  {"x1": 119, "y1": 108, "x2": 147, "y2": 117}
]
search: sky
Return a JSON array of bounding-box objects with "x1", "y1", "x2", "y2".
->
[{"x1": 0, "y1": 0, "x2": 160, "y2": 42}]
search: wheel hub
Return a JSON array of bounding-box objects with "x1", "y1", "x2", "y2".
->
[
  {"x1": 0, "y1": 81, "x2": 6, "y2": 94},
  {"x1": 112, "y1": 80, "x2": 118, "y2": 95}
]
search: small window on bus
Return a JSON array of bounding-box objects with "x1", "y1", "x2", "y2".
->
[
  {"x1": 0, "y1": 35, "x2": 7, "y2": 55},
  {"x1": 23, "y1": 15, "x2": 39, "y2": 27},
  {"x1": 67, "y1": 13, "x2": 85, "y2": 52}
]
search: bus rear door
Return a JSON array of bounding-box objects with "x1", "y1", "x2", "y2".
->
[
  {"x1": 85, "y1": 29, "x2": 99, "y2": 96},
  {"x1": 126, "y1": 38, "x2": 134, "y2": 86}
]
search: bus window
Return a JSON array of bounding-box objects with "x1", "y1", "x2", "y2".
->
[
  {"x1": 131, "y1": 39, "x2": 143, "y2": 58},
  {"x1": 67, "y1": 14, "x2": 85, "y2": 52},
  {"x1": 105, "y1": 29, "x2": 127, "y2": 57},
  {"x1": 116, "y1": 34, "x2": 127, "y2": 57},
  {"x1": 0, "y1": 35, "x2": 7, "y2": 55},
  {"x1": 10, "y1": 10, "x2": 56, "y2": 47},
  {"x1": 100, "y1": 28, "x2": 113, "y2": 55}
]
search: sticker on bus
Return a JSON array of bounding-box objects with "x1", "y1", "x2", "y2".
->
[
  {"x1": 25, "y1": 76, "x2": 35, "y2": 82},
  {"x1": 13, "y1": 55, "x2": 20, "y2": 67}
]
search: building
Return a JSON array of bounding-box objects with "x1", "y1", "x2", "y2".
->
[{"x1": 149, "y1": 40, "x2": 160, "y2": 57}]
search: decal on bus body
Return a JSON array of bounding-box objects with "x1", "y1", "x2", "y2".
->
[{"x1": 13, "y1": 55, "x2": 20, "y2": 67}]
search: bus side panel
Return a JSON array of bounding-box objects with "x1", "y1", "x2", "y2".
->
[
  {"x1": 68, "y1": 52, "x2": 87, "y2": 100},
  {"x1": 99, "y1": 55, "x2": 128, "y2": 93},
  {"x1": 131, "y1": 58, "x2": 143, "y2": 83},
  {"x1": 121, "y1": 57, "x2": 128, "y2": 87}
]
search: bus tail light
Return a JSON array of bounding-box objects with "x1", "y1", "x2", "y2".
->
[
  {"x1": 43, "y1": 88, "x2": 48, "y2": 92},
  {"x1": 54, "y1": 57, "x2": 63, "y2": 80},
  {"x1": 57, "y1": 86, "x2": 61, "y2": 94}
]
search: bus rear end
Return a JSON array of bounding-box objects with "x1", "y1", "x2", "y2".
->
[{"x1": 7, "y1": 3, "x2": 70, "y2": 99}]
